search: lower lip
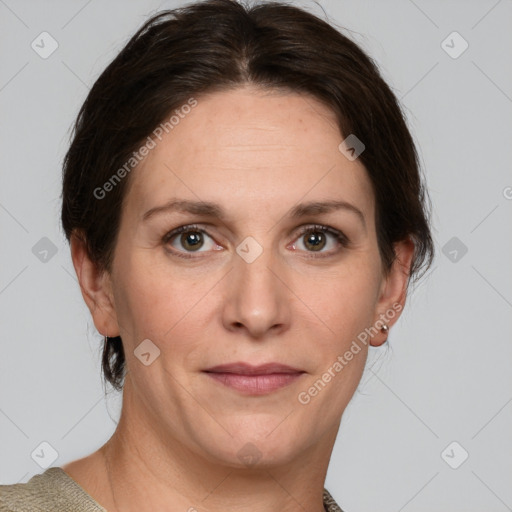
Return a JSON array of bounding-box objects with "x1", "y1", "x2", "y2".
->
[{"x1": 204, "y1": 372, "x2": 303, "y2": 395}]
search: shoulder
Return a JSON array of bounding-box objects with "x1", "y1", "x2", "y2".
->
[
  {"x1": 0, "y1": 467, "x2": 107, "y2": 512},
  {"x1": 323, "y1": 488, "x2": 345, "y2": 512},
  {"x1": 1, "y1": 469, "x2": 342, "y2": 512}
]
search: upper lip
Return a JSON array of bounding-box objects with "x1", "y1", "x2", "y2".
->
[{"x1": 203, "y1": 362, "x2": 303, "y2": 375}]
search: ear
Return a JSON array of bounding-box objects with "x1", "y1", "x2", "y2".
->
[
  {"x1": 70, "y1": 231, "x2": 120, "y2": 338},
  {"x1": 370, "y1": 237, "x2": 415, "y2": 347}
]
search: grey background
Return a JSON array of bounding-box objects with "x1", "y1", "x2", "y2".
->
[{"x1": 1, "y1": 0, "x2": 511, "y2": 510}]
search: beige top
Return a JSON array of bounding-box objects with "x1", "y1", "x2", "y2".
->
[{"x1": 0, "y1": 467, "x2": 344, "y2": 511}]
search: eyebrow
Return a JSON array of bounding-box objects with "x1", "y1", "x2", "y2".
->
[{"x1": 142, "y1": 198, "x2": 366, "y2": 229}]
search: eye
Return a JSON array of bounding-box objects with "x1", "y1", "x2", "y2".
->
[
  {"x1": 162, "y1": 223, "x2": 349, "y2": 259},
  {"x1": 163, "y1": 224, "x2": 222, "y2": 258},
  {"x1": 290, "y1": 225, "x2": 349, "y2": 256}
]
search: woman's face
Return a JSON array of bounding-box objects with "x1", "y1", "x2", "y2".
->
[{"x1": 88, "y1": 86, "x2": 410, "y2": 467}]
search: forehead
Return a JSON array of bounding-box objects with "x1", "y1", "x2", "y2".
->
[{"x1": 126, "y1": 86, "x2": 374, "y2": 221}]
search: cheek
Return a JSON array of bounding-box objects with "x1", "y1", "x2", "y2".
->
[
  {"x1": 297, "y1": 262, "x2": 381, "y2": 409},
  {"x1": 304, "y1": 258, "x2": 381, "y2": 342},
  {"x1": 112, "y1": 251, "x2": 212, "y2": 348}
]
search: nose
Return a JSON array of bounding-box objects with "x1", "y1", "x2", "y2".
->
[{"x1": 221, "y1": 244, "x2": 291, "y2": 339}]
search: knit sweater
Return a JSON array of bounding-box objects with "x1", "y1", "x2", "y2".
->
[{"x1": 0, "y1": 467, "x2": 344, "y2": 511}]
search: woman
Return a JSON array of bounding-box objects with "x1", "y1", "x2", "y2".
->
[{"x1": 0, "y1": 0, "x2": 433, "y2": 510}]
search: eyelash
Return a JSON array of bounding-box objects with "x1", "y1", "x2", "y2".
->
[{"x1": 162, "y1": 223, "x2": 349, "y2": 259}]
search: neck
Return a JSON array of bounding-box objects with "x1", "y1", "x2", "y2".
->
[{"x1": 100, "y1": 376, "x2": 337, "y2": 512}]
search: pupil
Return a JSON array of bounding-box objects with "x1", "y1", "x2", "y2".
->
[{"x1": 182, "y1": 232, "x2": 203, "y2": 250}]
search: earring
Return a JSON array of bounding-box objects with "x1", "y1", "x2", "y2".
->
[{"x1": 380, "y1": 324, "x2": 389, "y2": 342}]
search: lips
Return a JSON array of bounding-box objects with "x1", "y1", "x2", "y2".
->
[
  {"x1": 203, "y1": 362, "x2": 305, "y2": 395},
  {"x1": 203, "y1": 362, "x2": 303, "y2": 375}
]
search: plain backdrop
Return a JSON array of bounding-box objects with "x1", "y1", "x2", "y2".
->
[{"x1": 1, "y1": 1, "x2": 511, "y2": 511}]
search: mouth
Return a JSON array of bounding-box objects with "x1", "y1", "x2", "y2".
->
[{"x1": 203, "y1": 362, "x2": 305, "y2": 395}]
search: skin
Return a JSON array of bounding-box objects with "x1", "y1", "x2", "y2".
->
[{"x1": 63, "y1": 85, "x2": 414, "y2": 512}]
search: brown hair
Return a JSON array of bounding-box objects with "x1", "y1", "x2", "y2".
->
[{"x1": 61, "y1": 0, "x2": 434, "y2": 392}]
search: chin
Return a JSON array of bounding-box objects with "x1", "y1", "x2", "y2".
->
[{"x1": 196, "y1": 423, "x2": 310, "y2": 470}]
